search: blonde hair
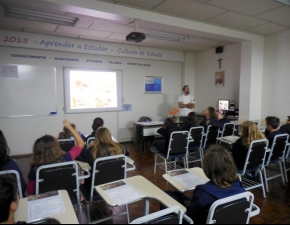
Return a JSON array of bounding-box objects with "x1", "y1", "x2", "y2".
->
[
  {"x1": 241, "y1": 121, "x2": 265, "y2": 147},
  {"x1": 92, "y1": 128, "x2": 124, "y2": 160}
]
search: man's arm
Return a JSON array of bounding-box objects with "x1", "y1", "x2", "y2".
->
[
  {"x1": 186, "y1": 103, "x2": 195, "y2": 109},
  {"x1": 178, "y1": 102, "x2": 185, "y2": 108}
]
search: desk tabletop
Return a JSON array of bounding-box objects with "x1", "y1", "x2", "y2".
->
[
  {"x1": 75, "y1": 160, "x2": 91, "y2": 171},
  {"x1": 217, "y1": 135, "x2": 240, "y2": 145},
  {"x1": 134, "y1": 121, "x2": 163, "y2": 126},
  {"x1": 163, "y1": 168, "x2": 210, "y2": 193},
  {"x1": 95, "y1": 175, "x2": 186, "y2": 212},
  {"x1": 15, "y1": 190, "x2": 79, "y2": 224}
]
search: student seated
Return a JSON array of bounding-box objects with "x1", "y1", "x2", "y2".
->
[
  {"x1": 150, "y1": 118, "x2": 180, "y2": 155},
  {"x1": 85, "y1": 117, "x2": 117, "y2": 144},
  {"x1": 231, "y1": 121, "x2": 265, "y2": 170},
  {"x1": 265, "y1": 116, "x2": 283, "y2": 148},
  {"x1": 280, "y1": 116, "x2": 290, "y2": 136},
  {"x1": 77, "y1": 127, "x2": 126, "y2": 166},
  {"x1": 164, "y1": 145, "x2": 246, "y2": 224},
  {"x1": 201, "y1": 107, "x2": 223, "y2": 130},
  {"x1": 58, "y1": 123, "x2": 86, "y2": 141},
  {"x1": 181, "y1": 112, "x2": 199, "y2": 131},
  {"x1": 0, "y1": 174, "x2": 23, "y2": 224},
  {"x1": 0, "y1": 131, "x2": 27, "y2": 197},
  {"x1": 27, "y1": 119, "x2": 84, "y2": 195},
  {"x1": 216, "y1": 109, "x2": 230, "y2": 125}
]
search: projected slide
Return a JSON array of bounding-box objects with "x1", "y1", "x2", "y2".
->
[
  {"x1": 70, "y1": 71, "x2": 117, "y2": 109},
  {"x1": 64, "y1": 69, "x2": 123, "y2": 113}
]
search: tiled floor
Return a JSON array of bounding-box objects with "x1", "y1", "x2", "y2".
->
[{"x1": 15, "y1": 142, "x2": 290, "y2": 224}]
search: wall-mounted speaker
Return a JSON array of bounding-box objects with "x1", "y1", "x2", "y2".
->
[{"x1": 216, "y1": 46, "x2": 223, "y2": 54}]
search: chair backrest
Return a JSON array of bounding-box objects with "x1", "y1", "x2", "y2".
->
[
  {"x1": 221, "y1": 123, "x2": 235, "y2": 137},
  {"x1": 89, "y1": 155, "x2": 127, "y2": 201},
  {"x1": 204, "y1": 125, "x2": 220, "y2": 147},
  {"x1": 267, "y1": 134, "x2": 289, "y2": 165},
  {"x1": 189, "y1": 126, "x2": 204, "y2": 149},
  {"x1": 86, "y1": 137, "x2": 95, "y2": 146},
  {"x1": 167, "y1": 131, "x2": 189, "y2": 157},
  {"x1": 57, "y1": 139, "x2": 76, "y2": 152},
  {"x1": 0, "y1": 170, "x2": 23, "y2": 199},
  {"x1": 138, "y1": 116, "x2": 152, "y2": 122},
  {"x1": 206, "y1": 192, "x2": 254, "y2": 224},
  {"x1": 36, "y1": 161, "x2": 80, "y2": 203},
  {"x1": 241, "y1": 139, "x2": 268, "y2": 175},
  {"x1": 131, "y1": 206, "x2": 187, "y2": 224}
]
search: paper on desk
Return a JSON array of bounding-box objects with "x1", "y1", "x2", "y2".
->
[
  {"x1": 101, "y1": 181, "x2": 143, "y2": 206},
  {"x1": 28, "y1": 191, "x2": 65, "y2": 222},
  {"x1": 170, "y1": 170, "x2": 206, "y2": 189}
]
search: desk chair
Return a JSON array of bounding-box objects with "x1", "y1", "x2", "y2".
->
[
  {"x1": 154, "y1": 131, "x2": 189, "y2": 174},
  {"x1": 36, "y1": 161, "x2": 90, "y2": 221},
  {"x1": 188, "y1": 127, "x2": 205, "y2": 168},
  {"x1": 263, "y1": 134, "x2": 289, "y2": 192},
  {"x1": 86, "y1": 137, "x2": 95, "y2": 147},
  {"x1": 130, "y1": 206, "x2": 193, "y2": 224},
  {"x1": 57, "y1": 139, "x2": 76, "y2": 152},
  {"x1": 206, "y1": 192, "x2": 260, "y2": 224},
  {"x1": 284, "y1": 142, "x2": 290, "y2": 182},
  {"x1": 0, "y1": 170, "x2": 23, "y2": 199},
  {"x1": 203, "y1": 125, "x2": 220, "y2": 149},
  {"x1": 220, "y1": 123, "x2": 236, "y2": 137},
  {"x1": 79, "y1": 155, "x2": 130, "y2": 224},
  {"x1": 238, "y1": 139, "x2": 269, "y2": 198}
]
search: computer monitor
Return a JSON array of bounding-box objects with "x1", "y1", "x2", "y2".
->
[{"x1": 218, "y1": 100, "x2": 230, "y2": 110}]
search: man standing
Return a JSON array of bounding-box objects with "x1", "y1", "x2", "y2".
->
[{"x1": 178, "y1": 85, "x2": 195, "y2": 117}]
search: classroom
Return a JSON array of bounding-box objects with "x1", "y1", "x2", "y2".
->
[{"x1": 0, "y1": 0, "x2": 290, "y2": 224}]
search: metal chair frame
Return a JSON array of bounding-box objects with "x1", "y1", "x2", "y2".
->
[
  {"x1": 263, "y1": 134, "x2": 289, "y2": 192},
  {"x1": 188, "y1": 126, "x2": 205, "y2": 167},
  {"x1": 130, "y1": 206, "x2": 193, "y2": 224},
  {"x1": 206, "y1": 192, "x2": 260, "y2": 224},
  {"x1": 36, "y1": 161, "x2": 90, "y2": 222},
  {"x1": 154, "y1": 131, "x2": 189, "y2": 174},
  {"x1": 238, "y1": 139, "x2": 269, "y2": 199},
  {"x1": 81, "y1": 155, "x2": 130, "y2": 224}
]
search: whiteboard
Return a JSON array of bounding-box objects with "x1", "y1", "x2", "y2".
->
[{"x1": 0, "y1": 65, "x2": 57, "y2": 117}]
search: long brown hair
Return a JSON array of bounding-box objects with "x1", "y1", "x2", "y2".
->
[
  {"x1": 30, "y1": 135, "x2": 64, "y2": 168},
  {"x1": 203, "y1": 145, "x2": 238, "y2": 189},
  {"x1": 207, "y1": 106, "x2": 217, "y2": 119},
  {"x1": 92, "y1": 128, "x2": 124, "y2": 160},
  {"x1": 241, "y1": 121, "x2": 265, "y2": 147}
]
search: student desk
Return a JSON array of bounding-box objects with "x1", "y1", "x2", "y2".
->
[
  {"x1": 95, "y1": 175, "x2": 187, "y2": 215},
  {"x1": 75, "y1": 156, "x2": 136, "y2": 172},
  {"x1": 134, "y1": 121, "x2": 183, "y2": 154},
  {"x1": 15, "y1": 190, "x2": 79, "y2": 224},
  {"x1": 163, "y1": 168, "x2": 210, "y2": 193}
]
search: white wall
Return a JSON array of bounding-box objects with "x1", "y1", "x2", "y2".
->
[
  {"x1": 194, "y1": 43, "x2": 241, "y2": 112},
  {"x1": 0, "y1": 46, "x2": 182, "y2": 155},
  {"x1": 261, "y1": 30, "x2": 290, "y2": 121}
]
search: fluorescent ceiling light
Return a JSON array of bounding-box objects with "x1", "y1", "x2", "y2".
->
[
  {"x1": 276, "y1": 0, "x2": 290, "y2": 5},
  {"x1": 146, "y1": 31, "x2": 189, "y2": 42},
  {"x1": 5, "y1": 6, "x2": 79, "y2": 26}
]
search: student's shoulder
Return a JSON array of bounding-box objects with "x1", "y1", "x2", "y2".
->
[{"x1": 2, "y1": 158, "x2": 20, "y2": 170}]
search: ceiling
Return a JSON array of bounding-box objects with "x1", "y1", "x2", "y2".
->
[
  {"x1": 101, "y1": 0, "x2": 290, "y2": 36},
  {"x1": 0, "y1": 0, "x2": 289, "y2": 53}
]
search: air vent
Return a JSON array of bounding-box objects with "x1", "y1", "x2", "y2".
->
[{"x1": 5, "y1": 6, "x2": 79, "y2": 26}]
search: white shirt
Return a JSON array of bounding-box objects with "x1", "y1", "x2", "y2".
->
[{"x1": 178, "y1": 94, "x2": 195, "y2": 116}]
